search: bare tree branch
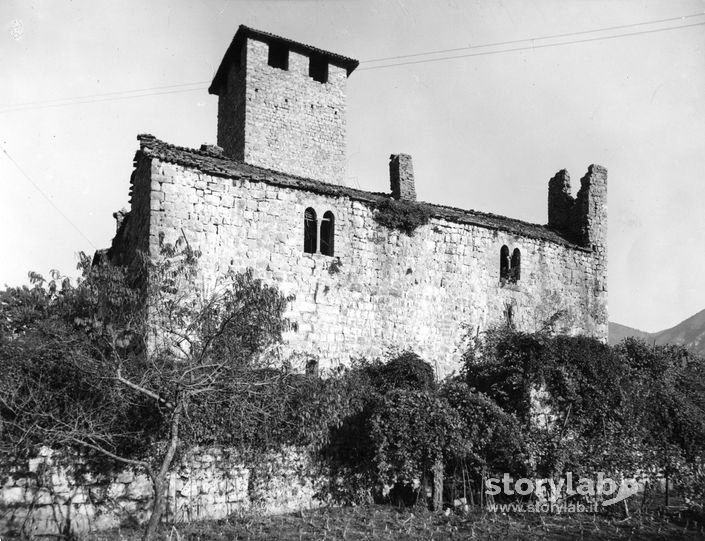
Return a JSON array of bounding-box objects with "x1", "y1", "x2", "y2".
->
[{"x1": 116, "y1": 368, "x2": 174, "y2": 410}]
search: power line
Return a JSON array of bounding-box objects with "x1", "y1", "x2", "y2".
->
[
  {"x1": 0, "y1": 85, "x2": 207, "y2": 115},
  {"x1": 1, "y1": 147, "x2": 97, "y2": 249},
  {"x1": 362, "y1": 11, "x2": 705, "y2": 63},
  {"x1": 4, "y1": 81, "x2": 207, "y2": 110},
  {"x1": 358, "y1": 21, "x2": 705, "y2": 71},
  {"x1": 0, "y1": 13, "x2": 703, "y2": 113}
]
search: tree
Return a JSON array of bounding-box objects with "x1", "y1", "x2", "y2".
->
[{"x1": 0, "y1": 240, "x2": 293, "y2": 540}]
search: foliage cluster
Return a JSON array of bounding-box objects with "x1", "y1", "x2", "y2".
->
[
  {"x1": 317, "y1": 353, "x2": 526, "y2": 508},
  {"x1": 373, "y1": 198, "x2": 431, "y2": 235},
  {"x1": 0, "y1": 242, "x2": 304, "y2": 539},
  {"x1": 2, "y1": 245, "x2": 705, "y2": 538},
  {"x1": 462, "y1": 326, "x2": 705, "y2": 508}
]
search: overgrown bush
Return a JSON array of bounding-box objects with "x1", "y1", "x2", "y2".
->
[
  {"x1": 373, "y1": 198, "x2": 431, "y2": 235},
  {"x1": 365, "y1": 350, "x2": 436, "y2": 394},
  {"x1": 440, "y1": 382, "x2": 528, "y2": 481},
  {"x1": 461, "y1": 325, "x2": 705, "y2": 509},
  {"x1": 369, "y1": 389, "x2": 463, "y2": 505},
  {"x1": 6, "y1": 248, "x2": 704, "y2": 527},
  {"x1": 320, "y1": 353, "x2": 529, "y2": 509}
]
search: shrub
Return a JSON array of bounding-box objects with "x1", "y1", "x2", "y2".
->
[
  {"x1": 440, "y1": 382, "x2": 528, "y2": 480},
  {"x1": 373, "y1": 199, "x2": 431, "y2": 235},
  {"x1": 369, "y1": 389, "x2": 464, "y2": 493},
  {"x1": 366, "y1": 351, "x2": 435, "y2": 394},
  {"x1": 461, "y1": 326, "x2": 705, "y2": 508}
]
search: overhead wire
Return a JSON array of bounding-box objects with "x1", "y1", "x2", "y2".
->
[
  {"x1": 4, "y1": 81, "x2": 207, "y2": 110},
  {"x1": 0, "y1": 12, "x2": 703, "y2": 113},
  {"x1": 0, "y1": 85, "x2": 207, "y2": 114},
  {"x1": 0, "y1": 11, "x2": 702, "y2": 256},
  {"x1": 361, "y1": 11, "x2": 705, "y2": 63},
  {"x1": 358, "y1": 21, "x2": 705, "y2": 71},
  {"x1": 1, "y1": 147, "x2": 97, "y2": 248}
]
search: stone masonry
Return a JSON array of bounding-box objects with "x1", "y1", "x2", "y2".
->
[
  {"x1": 1, "y1": 447, "x2": 319, "y2": 537},
  {"x1": 209, "y1": 26, "x2": 358, "y2": 185},
  {"x1": 107, "y1": 26, "x2": 608, "y2": 377},
  {"x1": 390, "y1": 154, "x2": 417, "y2": 202},
  {"x1": 0, "y1": 24, "x2": 610, "y2": 540}
]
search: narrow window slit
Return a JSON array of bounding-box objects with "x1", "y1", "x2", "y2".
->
[
  {"x1": 320, "y1": 211, "x2": 335, "y2": 256},
  {"x1": 500, "y1": 245, "x2": 510, "y2": 282},
  {"x1": 304, "y1": 208, "x2": 317, "y2": 253},
  {"x1": 510, "y1": 248, "x2": 521, "y2": 282}
]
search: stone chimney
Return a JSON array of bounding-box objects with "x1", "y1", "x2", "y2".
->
[{"x1": 389, "y1": 154, "x2": 416, "y2": 201}]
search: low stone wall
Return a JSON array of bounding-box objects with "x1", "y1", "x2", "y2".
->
[{"x1": 0, "y1": 446, "x2": 320, "y2": 538}]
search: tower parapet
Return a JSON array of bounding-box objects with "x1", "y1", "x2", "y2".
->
[{"x1": 208, "y1": 26, "x2": 359, "y2": 184}]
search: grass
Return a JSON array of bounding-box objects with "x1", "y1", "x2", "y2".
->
[{"x1": 93, "y1": 504, "x2": 705, "y2": 540}]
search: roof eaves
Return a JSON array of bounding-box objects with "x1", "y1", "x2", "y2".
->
[{"x1": 135, "y1": 135, "x2": 587, "y2": 251}]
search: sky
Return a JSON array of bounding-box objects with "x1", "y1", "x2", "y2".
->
[{"x1": 1, "y1": 0, "x2": 704, "y2": 332}]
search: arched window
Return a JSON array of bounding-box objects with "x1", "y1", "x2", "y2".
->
[
  {"x1": 304, "y1": 208, "x2": 317, "y2": 254},
  {"x1": 320, "y1": 211, "x2": 335, "y2": 256},
  {"x1": 500, "y1": 245, "x2": 510, "y2": 281},
  {"x1": 510, "y1": 248, "x2": 521, "y2": 282}
]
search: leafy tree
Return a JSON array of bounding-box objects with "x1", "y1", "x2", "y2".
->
[
  {"x1": 0, "y1": 241, "x2": 293, "y2": 540},
  {"x1": 440, "y1": 382, "x2": 528, "y2": 488},
  {"x1": 369, "y1": 388, "x2": 465, "y2": 510}
]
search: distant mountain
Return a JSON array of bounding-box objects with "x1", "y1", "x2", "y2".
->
[
  {"x1": 608, "y1": 322, "x2": 651, "y2": 345},
  {"x1": 609, "y1": 308, "x2": 705, "y2": 358}
]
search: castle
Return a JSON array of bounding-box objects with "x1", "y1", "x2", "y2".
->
[{"x1": 107, "y1": 26, "x2": 607, "y2": 376}]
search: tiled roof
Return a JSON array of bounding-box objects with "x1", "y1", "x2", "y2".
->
[
  {"x1": 209, "y1": 25, "x2": 359, "y2": 94},
  {"x1": 135, "y1": 134, "x2": 586, "y2": 250}
]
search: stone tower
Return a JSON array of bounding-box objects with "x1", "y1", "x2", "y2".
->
[{"x1": 208, "y1": 26, "x2": 359, "y2": 184}]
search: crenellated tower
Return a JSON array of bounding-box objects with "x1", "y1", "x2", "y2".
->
[{"x1": 208, "y1": 26, "x2": 358, "y2": 184}]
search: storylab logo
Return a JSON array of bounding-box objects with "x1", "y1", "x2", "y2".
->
[{"x1": 485, "y1": 472, "x2": 641, "y2": 511}]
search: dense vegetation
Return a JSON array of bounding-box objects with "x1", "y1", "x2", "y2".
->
[{"x1": 2, "y1": 248, "x2": 704, "y2": 539}]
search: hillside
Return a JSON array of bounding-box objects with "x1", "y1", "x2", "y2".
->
[
  {"x1": 609, "y1": 308, "x2": 705, "y2": 358},
  {"x1": 608, "y1": 322, "x2": 651, "y2": 345}
]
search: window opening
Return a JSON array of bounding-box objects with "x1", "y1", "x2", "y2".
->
[
  {"x1": 320, "y1": 211, "x2": 335, "y2": 256},
  {"x1": 304, "y1": 208, "x2": 317, "y2": 254}
]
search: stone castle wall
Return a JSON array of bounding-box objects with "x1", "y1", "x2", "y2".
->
[
  {"x1": 217, "y1": 38, "x2": 348, "y2": 185},
  {"x1": 138, "y1": 156, "x2": 607, "y2": 377},
  {"x1": 1, "y1": 447, "x2": 319, "y2": 537}
]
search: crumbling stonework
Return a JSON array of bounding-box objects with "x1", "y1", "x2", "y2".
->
[
  {"x1": 0, "y1": 447, "x2": 319, "y2": 537},
  {"x1": 108, "y1": 135, "x2": 607, "y2": 378},
  {"x1": 107, "y1": 26, "x2": 608, "y2": 377}
]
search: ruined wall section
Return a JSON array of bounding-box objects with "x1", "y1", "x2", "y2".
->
[
  {"x1": 1, "y1": 447, "x2": 319, "y2": 537},
  {"x1": 547, "y1": 164, "x2": 607, "y2": 308},
  {"x1": 146, "y1": 158, "x2": 607, "y2": 377},
  {"x1": 236, "y1": 38, "x2": 348, "y2": 184},
  {"x1": 108, "y1": 156, "x2": 153, "y2": 267}
]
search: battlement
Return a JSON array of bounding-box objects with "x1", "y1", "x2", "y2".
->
[{"x1": 209, "y1": 26, "x2": 359, "y2": 185}]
